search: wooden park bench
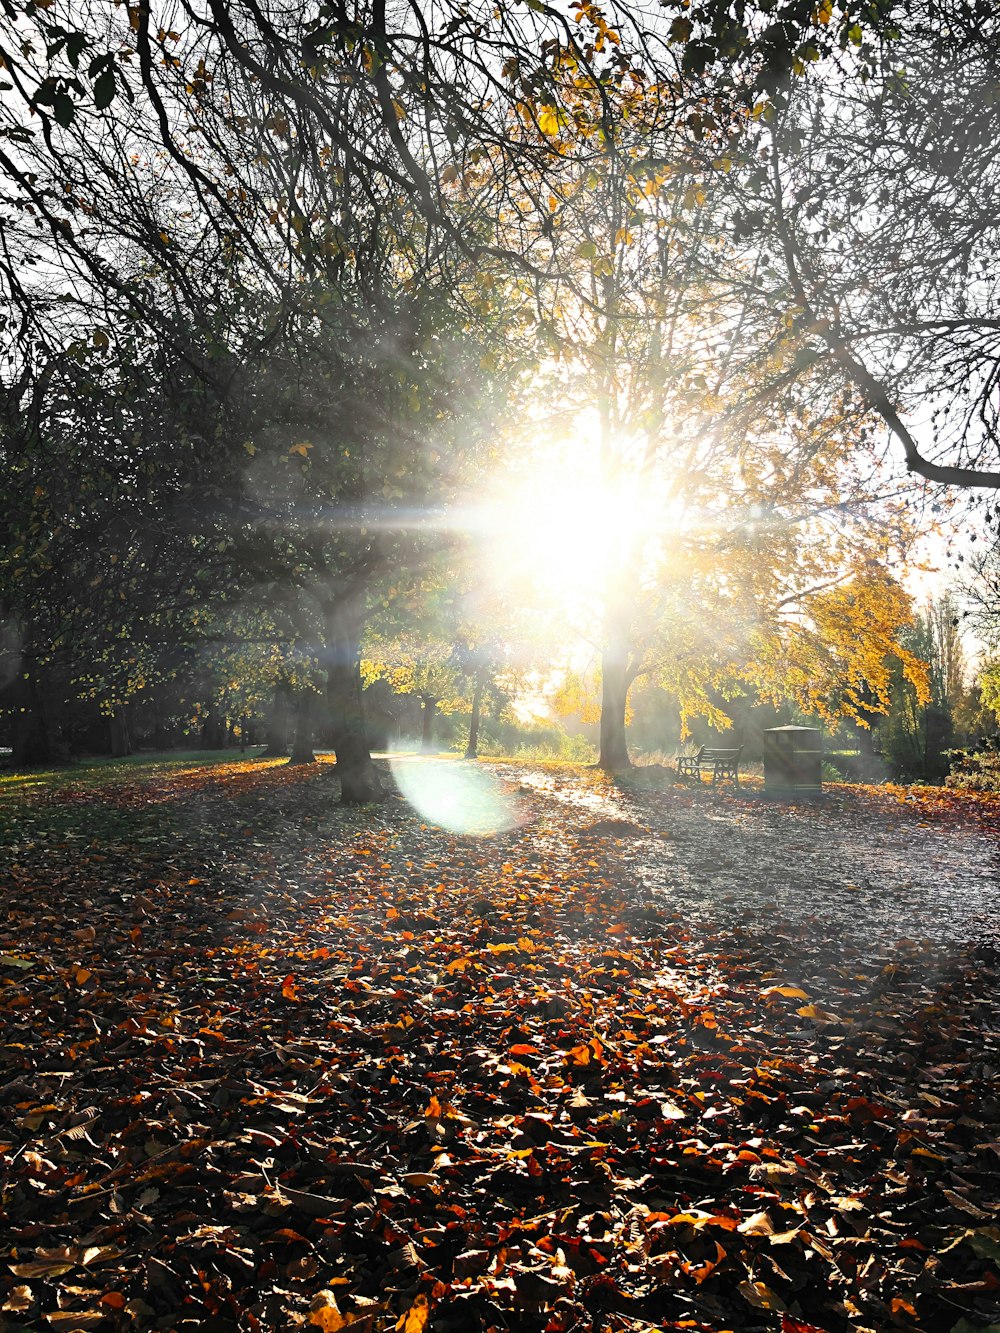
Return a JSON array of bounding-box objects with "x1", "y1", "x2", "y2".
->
[{"x1": 676, "y1": 745, "x2": 743, "y2": 788}]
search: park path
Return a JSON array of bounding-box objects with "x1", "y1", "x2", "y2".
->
[
  {"x1": 499, "y1": 763, "x2": 1000, "y2": 951},
  {"x1": 483, "y1": 761, "x2": 1000, "y2": 1017}
]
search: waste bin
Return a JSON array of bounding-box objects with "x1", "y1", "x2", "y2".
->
[{"x1": 763, "y1": 726, "x2": 822, "y2": 794}]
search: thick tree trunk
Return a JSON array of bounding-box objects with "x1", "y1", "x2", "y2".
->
[
  {"x1": 322, "y1": 600, "x2": 384, "y2": 803},
  {"x1": 9, "y1": 626, "x2": 67, "y2": 767},
  {"x1": 152, "y1": 703, "x2": 171, "y2": 751},
  {"x1": 201, "y1": 707, "x2": 227, "y2": 750},
  {"x1": 465, "y1": 671, "x2": 486, "y2": 759},
  {"x1": 594, "y1": 368, "x2": 637, "y2": 775},
  {"x1": 288, "y1": 691, "x2": 317, "y2": 765},
  {"x1": 420, "y1": 697, "x2": 438, "y2": 753},
  {"x1": 11, "y1": 666, "x2": 54, "y2": 766},
  {"x1": 109, "y1": 705, "x2": 131, "y2": 758},
  {"x1": 598, "y1": 613, "x2": 633, "y2": 773},
  {"x1": 261, "y1": 682, "x2": 292, "y2": 757}
]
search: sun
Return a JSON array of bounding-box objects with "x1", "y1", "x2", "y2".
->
[{"x1": 475, "y1": 430, "x2": 657, "y2": 615}]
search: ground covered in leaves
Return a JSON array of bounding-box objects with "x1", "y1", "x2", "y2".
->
[{"x1": 1, "y1": 754, "x2": 999, "y2": 1333}]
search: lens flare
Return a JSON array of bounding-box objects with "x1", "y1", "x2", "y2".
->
[{"x1": 389, "y1": 754, "x2": 517, "y2": 835}]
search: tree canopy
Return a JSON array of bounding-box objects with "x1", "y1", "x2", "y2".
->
[{"x1": 2, "y1": 0, "x2": 998, "y2": 777}]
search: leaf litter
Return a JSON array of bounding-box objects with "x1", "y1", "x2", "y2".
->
[{"x1": 0, "y1": 756, "x2": 999, "y2": 1333}]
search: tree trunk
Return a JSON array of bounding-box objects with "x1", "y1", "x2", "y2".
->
[
  {"x1": 109, "y1": 705, "x2": 131, "y2": 758},
  {"x1": 465, "y1": 670, "x2": 486, "y2": 759},
  {"x1": 420, "y1": 697, "x2": 438, "y2": 753},
  {"x1": 261, "y1": 682, "x2": 292, "y2": 756},
  {"x1": 322, "y1": 600, "x2": 385, "y2": 803},
  {"x1": 201, "y1": 707, "x2": 227, "y2": 750},
  {"x1": 9, "y1": 625, "x2": 68, "y2": 767},
  {"x1": 599, "y1": 612, "x2": 633, "y2": 773},
  {"x1": 152, "y1": 702, "x2": 171, "y2": 751},
  {"x1": 288, "y1": 691, "x2": 317, "y2": 765},
  {"x1": 11, "y1": 666, "x2": 54, "y2": 766}
]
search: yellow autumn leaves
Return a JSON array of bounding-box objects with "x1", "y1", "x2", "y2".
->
[{"x1": 308, "y1": 1290, "x2": 430, "y2": 1333}]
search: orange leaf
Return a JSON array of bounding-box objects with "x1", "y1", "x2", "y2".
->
[
  {"x1": 281, "y1": 973, "x2": 300, "y2": 1001},
  {"x1": 669, "y1": 1210, "x2": 740, "y2": 1232},
  {"x1": 396, "y1": 1295, "x2": 430, "y2": 1333},
  {"x1": 308, "y1": 1289, "x2": 371, "y2": 1331},
  {"x1": 796, "y1": 1003, "x2": 839, "y2": 1021}
]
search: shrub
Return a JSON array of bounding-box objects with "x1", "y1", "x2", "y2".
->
[
  {"x1": 946, "y1": 747, "x2": 1000, "y2": 793},
  {"x1": 820, "y1": 751, "x2": 887, "y2": 783}
]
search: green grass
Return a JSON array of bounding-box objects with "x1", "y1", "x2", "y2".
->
[
  {"x1": 0, "y1": 746, "x2": 268, "y2": 792},
  {"x1": 0, "y1": 747, "x2": 270, "y2": 851}
]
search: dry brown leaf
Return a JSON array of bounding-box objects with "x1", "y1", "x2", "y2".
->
[
  {"x1": 2, "y1": 1286, "x2": 33, "y2": 1312},
  {"x1": 9, "y1": 1260, "x2": 76, "y2": 1278},
  {"x1": 738, "y1": 1280, "x2": 786, "y2": 1312},
  {"x1": 668, "y1": 1210, "x2": 739, "y2": 1231}
]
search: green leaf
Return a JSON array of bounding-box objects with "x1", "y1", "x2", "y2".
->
[
  {"x1": 52, "y1": 91, "x2": 75, "y2": 127},
  {"x1": 94, "y1": 69, "x2": 115, "y2": 111},
  {"x1": 965, "y1": 1226, "x2": 1000, "y2": 1262},
  {"x1": 65, "y1": 31, "x2": 88, "y2": 68},
  {"x1": 0, "y1": 953, "x2": 34, "y2": 971},
  {"x1": 942, "y1": 1225, "x2": 1000, "y2": 1263}
]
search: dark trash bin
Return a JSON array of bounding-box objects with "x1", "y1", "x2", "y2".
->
[{"x1": 763, "y1": 726, "x2": 822, "y2": 794}]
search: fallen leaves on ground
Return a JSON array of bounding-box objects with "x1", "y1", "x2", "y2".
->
[{"x1": 0, "y1": 756, "x2": 999, "y2": 1333}]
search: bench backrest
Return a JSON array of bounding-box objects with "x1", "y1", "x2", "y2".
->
[{"x1": 700, "y1": 746, "x2": 742, "y2": 760}]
